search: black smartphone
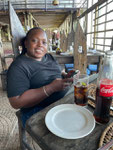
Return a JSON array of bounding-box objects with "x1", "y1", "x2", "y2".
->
[
  {"x1": 71, "y1": 70, "x2": 80, "y2": 77},
  {"x1": 67, "y1": 70, "x2": 80, "y2": 78}
]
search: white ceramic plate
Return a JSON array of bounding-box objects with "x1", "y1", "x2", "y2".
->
[{"x1": 45, "y1": 104, "x2": 95, "y2": 139}]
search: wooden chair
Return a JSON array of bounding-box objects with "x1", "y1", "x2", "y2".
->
[{"x1": 8, "y1": 2, "x2": 33, "y2": 150}]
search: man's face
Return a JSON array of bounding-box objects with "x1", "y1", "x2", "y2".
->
[{"x1": 25, "y1": 29, "x2": 47, "y2": 61}]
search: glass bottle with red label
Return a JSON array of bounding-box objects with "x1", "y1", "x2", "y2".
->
[{"x1": 93, "y1": 51, "x2": 113, "y2": 124}]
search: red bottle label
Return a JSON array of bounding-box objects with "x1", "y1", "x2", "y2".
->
[{"x1": 100, "y1": 79, "x2": 113, "y2": 97}]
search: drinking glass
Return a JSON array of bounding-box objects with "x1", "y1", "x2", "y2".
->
[{"x1": 73, "y1": 74, "x2": 89, "y2": 106}]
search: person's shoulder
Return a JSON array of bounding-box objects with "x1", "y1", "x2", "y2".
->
[
  {"x1": 16, "y1": 54, "x2": 26, "y2": 61},
  {"x1": 8, "y1": 55, "x2": 26, "y2": 69}
]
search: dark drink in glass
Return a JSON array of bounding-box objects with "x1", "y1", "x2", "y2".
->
[
  {"x1": 73, "y1": 74, "x2": 89, "y2": 106},
  {"x1": 74, "y1": 85, "x2": 88, "y2": 106}
]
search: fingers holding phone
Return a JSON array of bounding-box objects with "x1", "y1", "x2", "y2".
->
[{"x1": 66, "y1": 70, "x2": 80, "y2": 78}]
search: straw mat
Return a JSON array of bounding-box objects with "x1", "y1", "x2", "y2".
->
[
  {"x1": 0, "y1": 87, "x2": 20, "y2": 150},
  {"x1": 0, "y1": 87, "x2": 41, "y2": 150}
]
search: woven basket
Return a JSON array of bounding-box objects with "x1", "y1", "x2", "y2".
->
[
  {"x1": 88, "y1": 84, "x2": 113, "y2": 117},
  {"x1": 99, "y1": 122, "x2": 113, "y2": 150},
  {"x1": 88, "y1": 83, "x2": 97, "y2": 99}
]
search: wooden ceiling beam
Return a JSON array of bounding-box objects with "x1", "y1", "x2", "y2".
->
[{"x1": 0, "y1": 8, "x2": 72, "y2": 28}]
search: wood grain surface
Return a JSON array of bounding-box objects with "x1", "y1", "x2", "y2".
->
[{"x1": 26, "y1": 93, "x2": 113, "y2": 150}]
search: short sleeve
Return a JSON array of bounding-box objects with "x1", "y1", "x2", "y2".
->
[{"x1": 7, "y1": 65, "x2": 30, "y2": 98}]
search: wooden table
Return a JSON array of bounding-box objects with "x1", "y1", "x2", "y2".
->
[
  {"x1": 51, "y1": 52, "x2": 103, "y2": 65},
  {"x1": 26, "y1": 93, "x2": 113, "y2": 150},
  {"x1": 51, "y1": 53, "x2": 74, "y2": 64}
]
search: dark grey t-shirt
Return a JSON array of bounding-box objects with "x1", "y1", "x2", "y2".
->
[
  {"x1": 7, "y1": 53, "x2": 63, "y2": 97},
  {"x1": 7, "y1": 53, "x2": 68, "y2": 126}
]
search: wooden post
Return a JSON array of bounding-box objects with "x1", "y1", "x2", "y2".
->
[
  {"x1": 60, "y1": 31, "x2": 67, "y2": 52},
  {"x1": 7, "y1": 25, "x2": 11, "y2": 41},
  {"x1": 110, "y1": 36, "x2": 113, "y2": 50},
  {"x1": 0, "y1": 27, "x2": 4, "y2": 56},
  {"x1": 24, "y1": 13, "x2": 27, "y2": 32},
  {"x1": 29, "y1": 13, "x2": 33, "y2": 28},
  {"x1": 0, "y1": 27, "x2": 7, "y2": 71},
  {"x1": 73, "y1": 20, "x2": 87, "y2": 74}
]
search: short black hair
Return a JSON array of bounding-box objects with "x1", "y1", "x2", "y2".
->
[
  {"x1": 26, "y1": 27, "x2": 45, "y2": 40},
  {"x1": 21, "y1": 27, "x2": 46, "y2": 55}
]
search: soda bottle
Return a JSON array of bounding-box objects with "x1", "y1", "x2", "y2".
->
[{"x1": 93, "y1": 51, "x2": 113, "y2": 124}]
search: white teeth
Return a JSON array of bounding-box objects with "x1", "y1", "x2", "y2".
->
[{"x1": 35, "y1": 49, "x2": 43, "y2": 52}]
